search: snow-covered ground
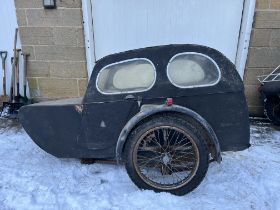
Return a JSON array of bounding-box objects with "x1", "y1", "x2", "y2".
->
[{"x1": 0, "y1": 119, "x2": 279, "y2": 210}]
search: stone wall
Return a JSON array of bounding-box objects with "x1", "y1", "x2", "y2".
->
[
  {"x1": 244, "y1": 0, "x2": 280, "y2": 116},
  {"x1": 14, "y1": 0, "x2": 88, "y2": 101}
]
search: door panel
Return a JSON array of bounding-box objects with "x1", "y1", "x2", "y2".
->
[
  {"x1": 78, "y1": 100, "x2": 139, "y2": 151},
  {"x1": 91, "y1": 0, "x2": 244, "y2": 63}
]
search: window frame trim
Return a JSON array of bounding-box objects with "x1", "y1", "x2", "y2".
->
[
  {"x1": 166, "y1": 52, "x2": 221, "y2": 89},
  {"x1": 96, "y1": 58, "x2": 157, "y2": 95}
]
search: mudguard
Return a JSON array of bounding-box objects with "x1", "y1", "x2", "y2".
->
[
  {"x1": 116, "y1": 104, "x2": 222, "y2": 164},
  {"x1": 263, "y1": 81, "x2": 280, "y2": 96}
]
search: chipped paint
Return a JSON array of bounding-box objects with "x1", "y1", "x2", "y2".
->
[
  {"x1": 75, "y1": 105, "x2": 83, "y2": 114},
  {"x1": 100, "y1": 121, "x2": 106, "y2": 128}
]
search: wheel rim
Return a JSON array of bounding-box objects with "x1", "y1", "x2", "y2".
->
[
  {"x1": 272, "y1": 102, "x2": 280, "y2": 120},
  {"x1": 132, "y1": 126, "x2": 200, "y2": 190}
]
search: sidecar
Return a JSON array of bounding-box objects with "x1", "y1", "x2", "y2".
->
[{"x1": 19, "y1": 44, "x2": 250, "y2": 195}]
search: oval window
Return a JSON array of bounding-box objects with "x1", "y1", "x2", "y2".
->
[
  {"x1": 96, "y1": 58, "x2": 156, "y2": 94},
  {"x1": 167, "y1": 53, "x2": 221, "y2": 88}
]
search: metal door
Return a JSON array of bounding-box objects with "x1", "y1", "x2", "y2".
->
[{"x1": 91, "y1": 0, "x2": 244, "y2": 63}]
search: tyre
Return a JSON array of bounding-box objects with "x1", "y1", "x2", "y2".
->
[
  {"x1": 264, "y1": 97, "x2": 280, "y2": 125},
  {"x1": 124, "y1": 115, "x2": 209, "y2": 195}
]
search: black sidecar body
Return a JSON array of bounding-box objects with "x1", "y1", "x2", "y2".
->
[{"x1": 19, "y1": 44, "x2": 250, "y2": 195}]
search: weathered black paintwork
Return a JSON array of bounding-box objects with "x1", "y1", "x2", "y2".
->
[
  {"x1": 262, "y1": 81, "x2": 280, "y2": 96},
  {"x1": 115, "y1": 104, "x2": 222, "y2": 163},
  {"x1": 19, "y1": 44, "x2": 250, "y2": 162}
]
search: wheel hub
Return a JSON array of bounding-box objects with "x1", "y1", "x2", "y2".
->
[{"x1": 162, "y1": 153, "x2": 171, "y2": 165}]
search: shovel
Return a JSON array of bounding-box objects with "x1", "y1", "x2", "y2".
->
[
  {"x1": 10, "y1": 57, "x2": 14, "y2": 102},
  {"x1": 1, "y1": 28, "x2": 24, "y2": 118},
  {"x1": 15, "y1": 49, "x2": 21, "y2": 101},
  {"x1": 0, "y1": 51, "x2": 8, "y2": 102},
  {"x1": 22, "y1": 53, "x2": 30, "y2": 103}
]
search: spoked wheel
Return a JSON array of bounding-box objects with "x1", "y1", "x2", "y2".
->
[
  {"x1": 264, "y1": 97, "x2": 280, "y2": 125},
  {"x1": 124, "y1": 116, "x2": 209, "y2": 195}
]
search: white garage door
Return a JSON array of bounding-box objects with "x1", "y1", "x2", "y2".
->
[{"x1": 90, "y1": 0, "x2": 245, "y2": 64}]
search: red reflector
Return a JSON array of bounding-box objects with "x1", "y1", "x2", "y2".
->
[{"x1": 166, "y1": 98, "x2": 173, "y2": 106}]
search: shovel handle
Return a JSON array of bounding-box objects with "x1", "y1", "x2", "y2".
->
[
  {"x1": 22, "y1": 53, "x2": 30, "y2": 100},
  {"x1": 9, "y1": 29, "x2": 18, "y2": 102},
  {"x1": 15, "y1": 49, "x2": 21, "y2": 97},
  {"x1": 0, "y1": 51, "x2": 7, "y2": 61},
  {"x1": 0, "y1": 51, "x2": 8, "y2": 96},
  {"x1": 13, "y1": 29, "x2": 18, "y2": 57},
  {"x1": 0, "y1": 51, "x2": 7, "y2": 69}
]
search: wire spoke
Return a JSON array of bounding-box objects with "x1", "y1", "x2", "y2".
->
[
  {"x1": 146, "y1": 133, "x2": 164, "y2": 150},
  {"x1": 166, "y1": 128, "x2": 173, "y2": 150},
  {"x1": 170, "y1": 162, "x2": 194, "y2": 171},
  {"x1": 134, "y1": 125, "x2": 199, "y2": 190},
  {"x1": 138, "y1": 146, "x2": 162, "y2": 155},
  {"x1": 138, "y1": 156, "x2": 161, "y2": 167},
  {"x1": 165, "y1": 164, "x2": 183, "y2": 182},
  {"x1": 173, "y1": 142, "x2": 193, "y2": 151},
  {"x1": 173, "y1": 150, "x2": 193, "y2": 158}
]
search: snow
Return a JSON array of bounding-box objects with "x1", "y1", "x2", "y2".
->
[
  {"x1": 0, "y1": 119, "x2": 280, "y2": 210},
  {"x1": 0, "y1": 106, "x2": 11, "y2": 118}
]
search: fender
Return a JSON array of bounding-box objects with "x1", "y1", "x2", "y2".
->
[{"x1": 116, "y1": 104, "x2": 222, "y2": 163}]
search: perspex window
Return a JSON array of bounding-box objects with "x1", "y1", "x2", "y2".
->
[
  {"x1": 167, "y1": 52, "x2": 221, "y2": 88},
  {"x1": 96, "y1": 58, "x2": 156, "y2": 94}
]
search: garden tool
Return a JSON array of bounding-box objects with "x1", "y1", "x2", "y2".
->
[
  {"x1": 15, "y1": 49, "x2": 21, "y2": 100},
  {"x1": 1, "y1": 28, "x2": 24, "y2": 118},
  {"x1": 22, "y1": 53, "x2": 30, "y2": 103},
  {"x1": 0, "y1": 51, "x2": 8, "y2": 102}
]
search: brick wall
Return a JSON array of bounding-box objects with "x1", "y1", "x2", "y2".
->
[
  {"x1": 14, "y1": 0, "x2": 88, "y2": 101},
  {"x1": 244, "y1": 0, "x2": 280, "y2": 116}
]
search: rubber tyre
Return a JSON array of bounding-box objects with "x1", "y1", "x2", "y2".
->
[
  {"x1": 264, "y1": 97, "x2": 280, "y2": 126},
  {"x1": 124, "y1": 115, "x2": 209, "y2": 196}
]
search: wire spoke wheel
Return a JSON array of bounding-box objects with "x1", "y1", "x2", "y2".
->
[
  {"x1": 125, "y1": 116, "x2": 209, "y2": 195},
  {"x1": 272, "y1": 102, "x2": 280, "y2": 119},
  {"x1": 265, "y1": 97, "x2": 280, "y2": 125},
  {"x1": 132, "y1": 126, "x2": 199, "y2": 190}
]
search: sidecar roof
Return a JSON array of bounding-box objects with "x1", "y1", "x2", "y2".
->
[{"x1": 83, "y1": 44, "x2": 243, "y2": 103}]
